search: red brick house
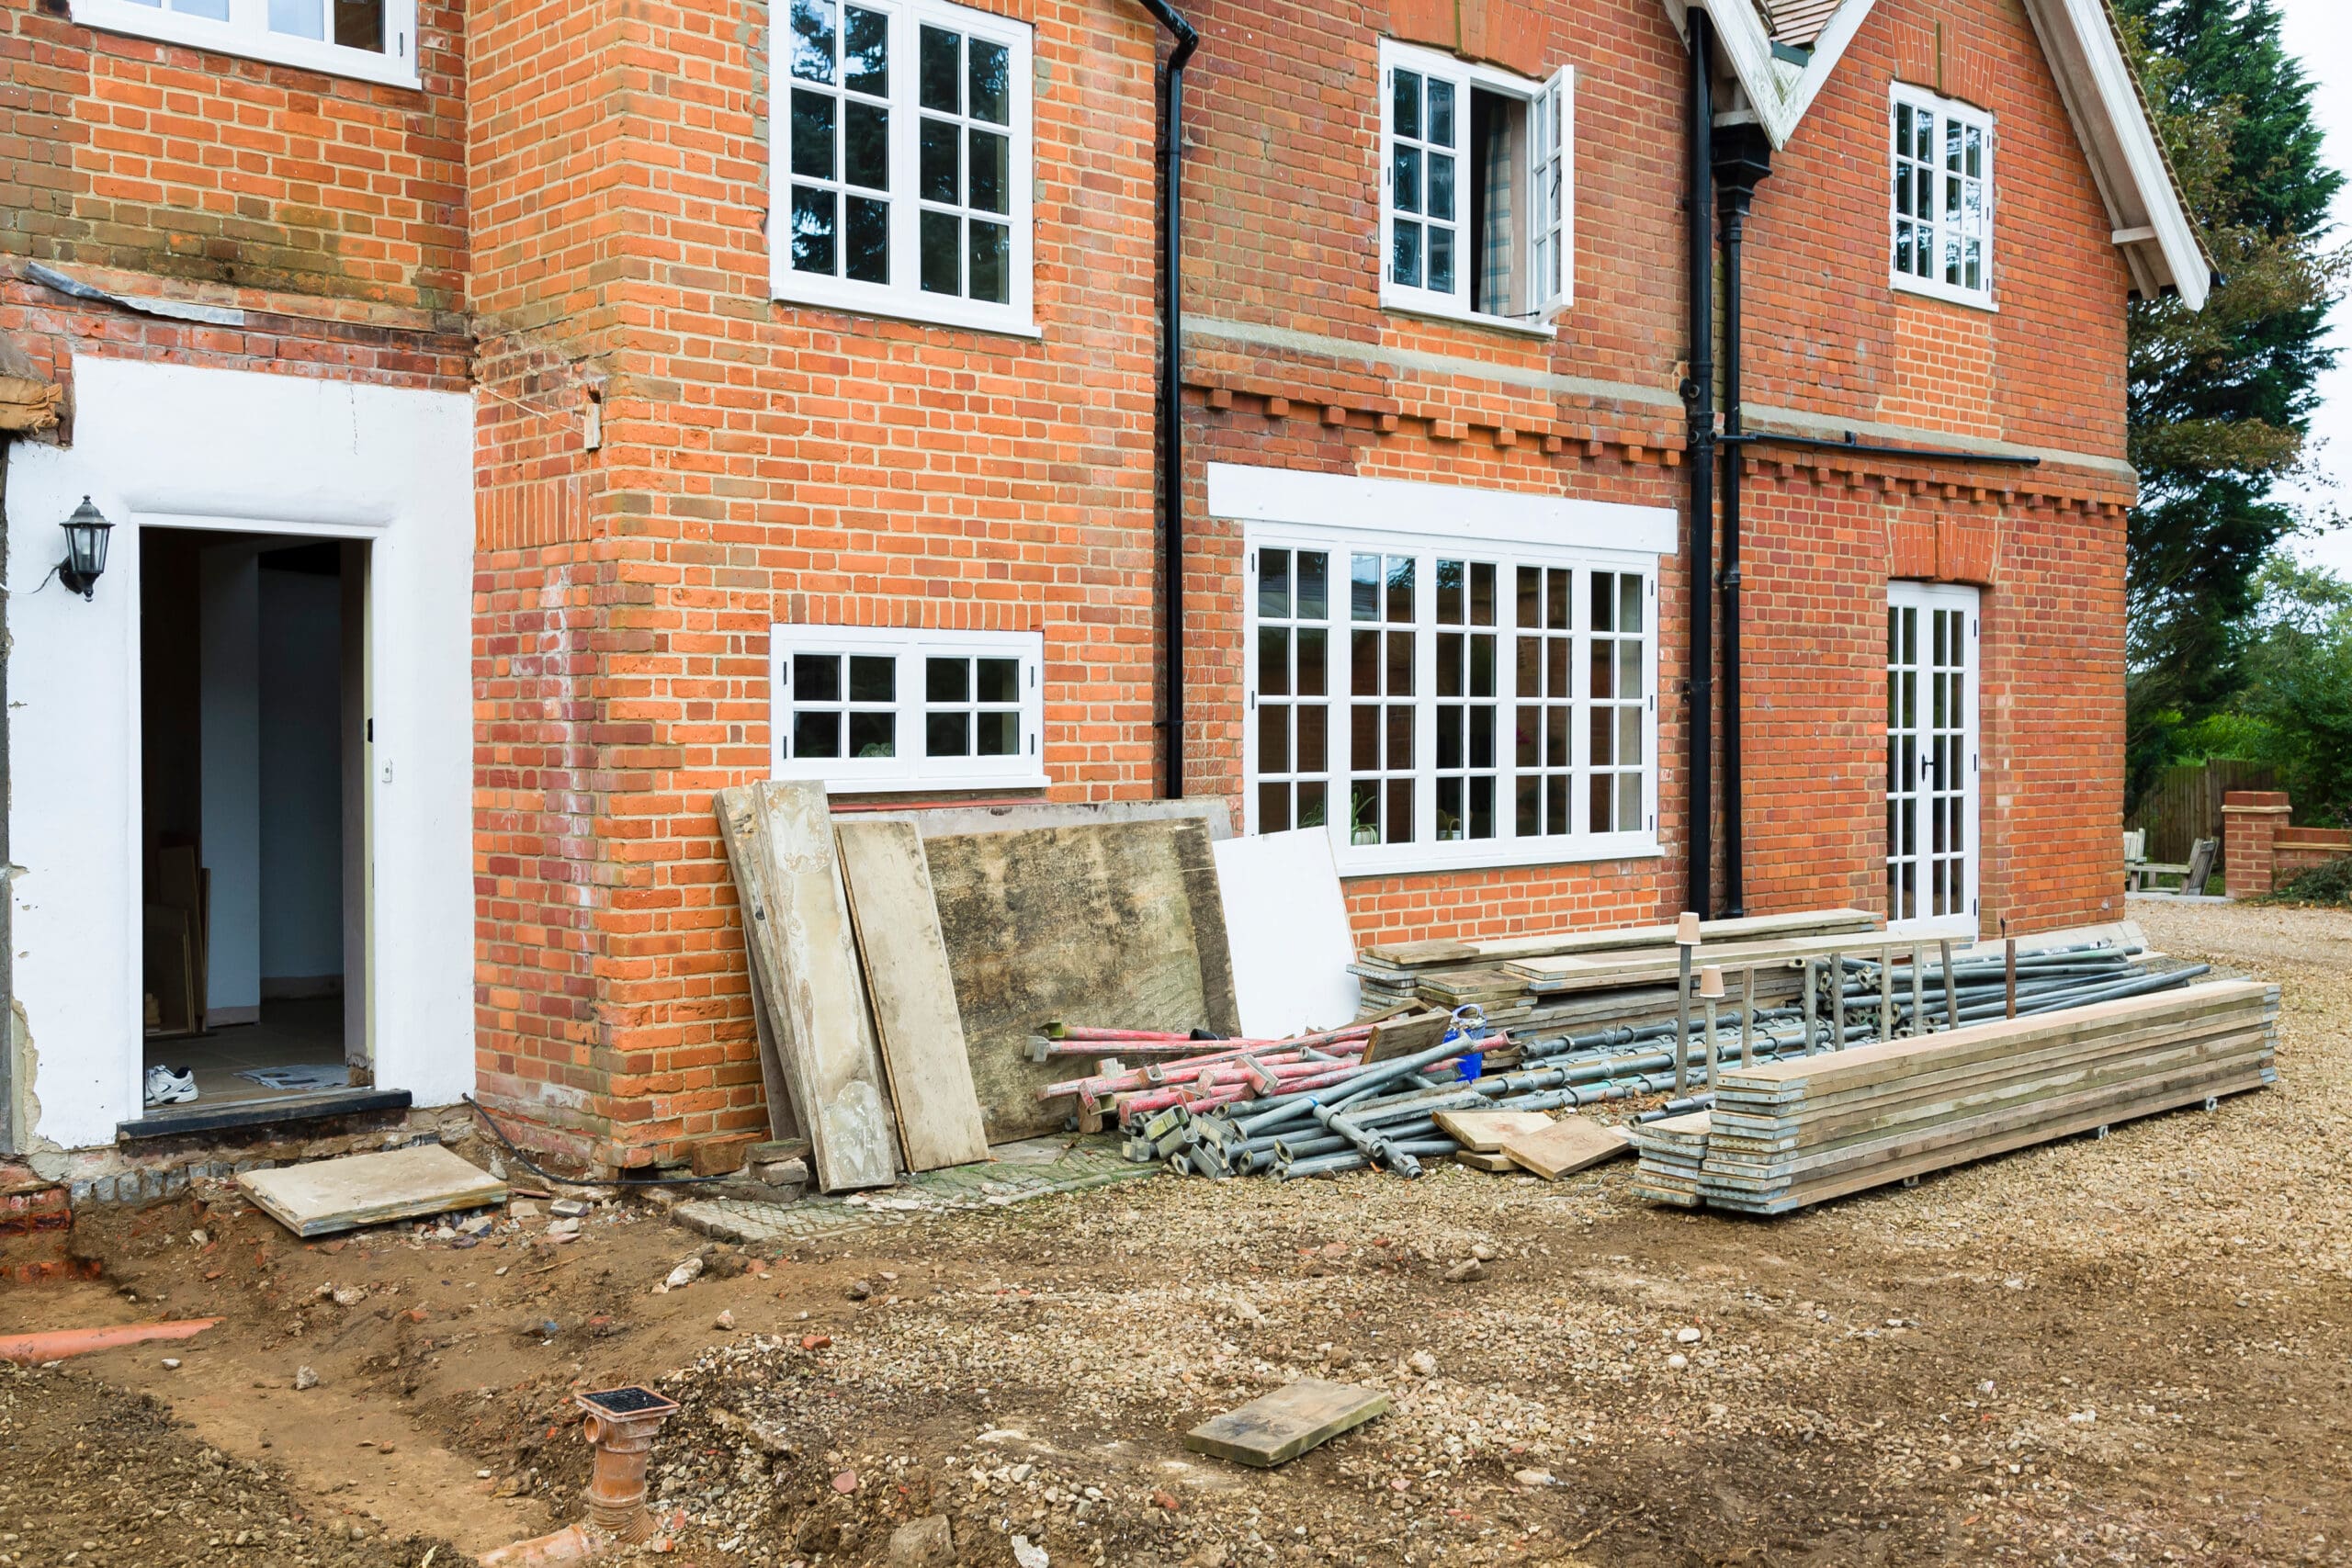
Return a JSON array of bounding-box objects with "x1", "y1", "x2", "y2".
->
[{"x1": 0, "y1": 0, "x2": 2202, "y2": 1167}]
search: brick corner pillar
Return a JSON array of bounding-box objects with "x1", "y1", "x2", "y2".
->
[{"x1": 2222, "y1": 790, "x2": 2292, "y2": 899}]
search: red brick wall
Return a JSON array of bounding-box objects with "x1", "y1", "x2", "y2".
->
[
  {"x1": 1740, "y1": 0, "x2": 2132, "y2": 458},
  {"x1": 1173, "y1": 0, "x2": 2135, "y2": 952},
  {"x1": 460, "y1": 0, "x2": 1171, "y2": 1164},
  {"x1": 1, "y1": 0, "x2": 468, "y2": 320}
]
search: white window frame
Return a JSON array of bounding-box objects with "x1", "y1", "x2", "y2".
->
[
  {"x1": 1885, "y1": 581, "x2": 1980, "y2": 939},
  {"x1": 1240, "y1": 518, "x2": 1660, "y2": 879},
  {"x1": 1376, "y1": 39, "x2": 1573, "y2": 336},
  {"x1": 770, "y1": 625, "x2": 1048, "y2": 792},
  {"x1": 768, "y1": 0, "x2": 1037, "y2": 337},
  {"x1": 71, "y1": 0, "x2": 421, "y2": 87},
  {"x1": 1889, "y1": 84, "x2": 1996, "y2": 310}
]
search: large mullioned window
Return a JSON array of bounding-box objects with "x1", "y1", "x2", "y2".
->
[{"x1": 1247, "y1": 524, "x2": 1657, "y2": 874}]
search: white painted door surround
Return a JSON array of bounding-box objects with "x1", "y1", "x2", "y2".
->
[{"x1": 4, "y1": 357, "x2": 475, "y2": 1150}]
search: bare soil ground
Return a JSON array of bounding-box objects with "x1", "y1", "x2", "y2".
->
[{"x1": 4, "y1": 899, "x2": 2349, "y2": 1568}]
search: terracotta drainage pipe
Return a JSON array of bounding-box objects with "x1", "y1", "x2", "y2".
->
[
  {"x1": 0, "y1": 1317, "x2": 220, "y2": 1365},
  {"x1": 480, "y1": 1385, "x2": 681, "y2": 1568}
]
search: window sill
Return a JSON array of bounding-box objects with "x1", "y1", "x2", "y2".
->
[
  {"x1": 1890, "y1": 275, "x2": 1998, "y2": 314},
  {"x1": 72, "y1": 0, "x2": 420, "y2": 87},
  {"x1": 1331, "y1": 833, "x2": 1662, "y2": 879},
  {"x1": 770, "y1": 271, "x2": 1041, "y2": 340},
  {"x1": 775, "y1": 769, "x2": 1053, "y2": 794},
  {"x1": 1378, "y1": 294, "x2": 1560, "y2": 341}
]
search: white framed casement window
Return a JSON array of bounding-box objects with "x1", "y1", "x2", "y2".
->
[
  {"x1": 1243, "y1": 521, "x2": 1659, "y2": 878},
  {"x1": 1377, "y1": 40, "x2": 1573, "y2": 334},
  {"x1": 70, "y1": 0, "x2": 421, "y2": 86},
  {"x1": 770, "y1": 0, "x2": 1036, "y2": 336},
  {"x1": 770, "y1": 626, "x2": 1048, "y2": 791},
  {"x1": 1890, "y1": 85, "x2": 1995, "y2": 309}
]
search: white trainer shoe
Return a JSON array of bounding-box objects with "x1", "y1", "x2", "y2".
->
[{"x1": 144, "y1": 1065, "x2": 198, "y2": 1106}]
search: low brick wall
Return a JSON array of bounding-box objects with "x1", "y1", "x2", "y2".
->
[{"x1": 2223, "y1": 791, "x2": 2352, "y2": 897}]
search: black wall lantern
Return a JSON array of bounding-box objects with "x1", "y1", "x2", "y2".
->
[{"x1": 57, "y1": 496, "x2": 112, "y2": 600}]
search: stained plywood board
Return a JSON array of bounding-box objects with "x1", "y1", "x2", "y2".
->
[
  {"x1": 1499, "y1": 1118, "x2": 1636, "y2": 1179},
  {"x1": 1211, "y1": 829, "x2": 1360, "y2": 1037},
  {"x1": 238, "y1": 1145, "x2": 506, "y2": 1238},
  {"x1": 925, "y1": 819, "x2": 1240, "y2": 1144},
  {"x1": 1183, "y1": 1379, "x2": 1391, "y2": 1468},
  {"x1": 836, "y1": 819, "x2": 989, "y2": 1171},
  {"x1": 718, "y1": 781, "x2": 899, "y2": 1192},
  {"x1": 1430, "y1": 1109, "x2": 1555, "y2": 1152}
]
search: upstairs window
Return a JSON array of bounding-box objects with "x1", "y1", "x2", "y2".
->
[
  {"x1": 771, "y1": 626, "x2": 1047, "y2": 791},
  {"x1": 1378, "y1": 40, "x2": 1573, "y2": 333},
  {"x1": 772, "y1": 0, "x2": 1035, "y2": 335},
  {"x1": 1891, "y1": 85, "x2": 1994, "y2": 308},
  {"x1": 71, "y1": 0, "x2": 419, "y2": 85}
]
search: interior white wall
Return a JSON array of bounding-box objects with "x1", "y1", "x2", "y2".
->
[
  {"x1": 199, "y1": 546, "x2": 262, "y2": 1016},
  {"x1": 6, "y1": 357, "x2": 475, "y2": 1151},
  {"x1": 258, "y1": 564, "x2": 345, "y2": 986}
]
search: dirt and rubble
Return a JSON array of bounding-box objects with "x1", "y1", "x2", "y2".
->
[{"x1": 2, "y1": 898, "x2": 2348, "y2": 1568}]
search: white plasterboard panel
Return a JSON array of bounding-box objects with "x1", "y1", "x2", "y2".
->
[
  {"x1": 1204, "y1": 463, "x2": 1679, "y2": 557},
  {"x1": 1211, "y1": 829, "x2": 1363, "y2": 1039}
]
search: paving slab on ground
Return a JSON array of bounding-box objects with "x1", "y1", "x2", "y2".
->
[{"x1": 673, "y1": 1135, "x2": 1155, "y2": 1246}]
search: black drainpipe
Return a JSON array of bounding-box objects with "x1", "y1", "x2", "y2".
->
[
  {"x1": 1713, "y1": 122, "x2": 1770, "y2": 919},
  {"x1": 1678, "y1": 7, "x2": 1715, "y2": 919},
  {"x1": 1136, "y1": 0, "x2": 1198, "y2": 799}
]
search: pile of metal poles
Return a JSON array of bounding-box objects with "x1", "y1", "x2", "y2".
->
[{"x1": 1092, "y1": 938, "x2": 2207, "y2": 1181}]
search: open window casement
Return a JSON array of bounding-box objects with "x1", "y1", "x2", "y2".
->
[{"x1": 1378, "y1": 42, "x2": 1575, "y2": 333}]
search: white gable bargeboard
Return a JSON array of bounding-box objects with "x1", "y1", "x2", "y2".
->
[
  {"x1": 1659, "y1": 0, "x2": 2206, "y2": 309},
  {"x1": 5, "y1": 358, "x2": 475, "y2": 1152}
]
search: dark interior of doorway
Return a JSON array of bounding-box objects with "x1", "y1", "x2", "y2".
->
[{"x1": 141, "y1": 530, "x2": 365, "y2": 1111}]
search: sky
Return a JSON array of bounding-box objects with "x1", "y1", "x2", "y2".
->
[{"x1": 2274, "y1": 0, "x2": 2352, "y2": 575}]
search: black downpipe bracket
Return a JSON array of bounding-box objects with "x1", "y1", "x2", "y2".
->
[
  {"x1": 1679, "y1": 9, "x2": 1715, "y2": 919},
  {"x1": 1137, "y1": 0, "x2": 1199, "y2": 799},
  {"x1": 1712, "y1": 123, "x2": 1771, "y2": 919}
]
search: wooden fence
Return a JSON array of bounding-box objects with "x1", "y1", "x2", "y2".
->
[{"x1": 2127, "y1": 761, "x2": 2277, "y2": 867}]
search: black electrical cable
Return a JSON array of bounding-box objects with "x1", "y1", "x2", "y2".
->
[{"x1": 461, "y1": 1095, "x2": 741, "y2": 1188}]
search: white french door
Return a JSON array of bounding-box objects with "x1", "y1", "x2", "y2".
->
[{"x1": 1886, "y1": 581, "x2": 1979, "y2": 937}]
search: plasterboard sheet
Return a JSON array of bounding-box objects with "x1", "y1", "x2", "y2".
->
[{"x1": 1212, "y1": 829, "x2": 1361, "y2": 1038}]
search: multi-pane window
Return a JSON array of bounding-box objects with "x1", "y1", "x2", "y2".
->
[
  {"x1": 74, "y1": 0, "x2": 417, "y2": 84},
  {"x1": 1247, "y1": 529, "x2": 1656, "y2": 871},
  {"x1": 1891, "y1": 86, "x2": 1993, "y2": 307},
  {"x1": 1513, "y1": 567, "x2": 1573, "y2": 837},
  {"x1": 1254, "y1": 551, "x2": 1332, "y2": 834},
  {"x1": 771, "y1": 626, "x2": 1046, "y2": 789},
  {"x1": 772, "y1": 0, "x2": 1034, "y2": 333},
  {"x1": 1587, "y1": 571, "x2": 1646, "y2": 833},
  {"x1": 1432, "y1": 560, "x2": 1499, "y2": 842},
  {"x1": 1885, "y1": 584, "x2": 1977, "y2": 932},
  {"x1": 1349, "y1": 552, "x2": 1419, "y2": 847},
  {"x1": 1379, "y1": 41, "x2": 1574, "y2": 330}
]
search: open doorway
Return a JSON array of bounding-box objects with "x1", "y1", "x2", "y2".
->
[{"x1": 141, "y1": 529, "x2": 369, "y2": 1112}]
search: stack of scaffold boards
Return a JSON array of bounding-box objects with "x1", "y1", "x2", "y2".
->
[
  {"x1": 1630, "y1": 979, "x2": 2279, "y2": 1213},
  {"x1": 1347, "y1": 908, "x2": 1880, "y2": 1025}
]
